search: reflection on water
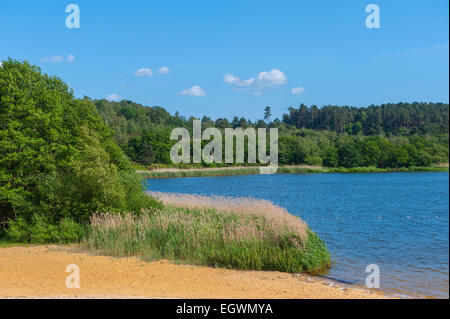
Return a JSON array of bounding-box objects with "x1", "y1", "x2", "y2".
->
[{"x1": 145, "y1": 172, "x2": 449, "y2": 298}]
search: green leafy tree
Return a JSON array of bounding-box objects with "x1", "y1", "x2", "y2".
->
[
  {"x1": 264, "y1": 106, "x2": 272, "y2": 123},
  {"x1": 0, "y1": 59, "x2": 159, "y2": 226},
  {"x1": 323, "y1": 147, "x2": 339, "y2": 167}
]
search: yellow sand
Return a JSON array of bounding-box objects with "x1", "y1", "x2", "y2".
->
[{"x1": 0, "y1": 245, "x2": 391, "y2": 299}]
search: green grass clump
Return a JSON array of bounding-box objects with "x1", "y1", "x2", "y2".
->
[
  {"x1": 0, "y1": 241, "x2": 25, "y2": 248},
  {"x1": 84, "y1": 205, "x2": 331, "y2": 273}
]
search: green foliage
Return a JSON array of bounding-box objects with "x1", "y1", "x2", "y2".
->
[
  {"x1": 323, "y1": 147, "x2": 339, "y2": 167},
  {"x1": 125, "y1": 129, "x2": 173, "y2": 165},
  {"x1": 0, "y1": 59, "x2": 159, "y2": 229},
  {"x1": 338, "y1": 140, "x2": 363, "y2": 168},
  {"x1": 93, "y1": 99, "x2": 448, "y2": 169},
  {"x1": 264, "y1": 106, "x2": 272, "y2": 122},
  {"x1": 283, "y1": 103, "x2": 449, "y2": 135},
  {"x1": 6, "y1": 214, "x2": 86, "y2": 243}
]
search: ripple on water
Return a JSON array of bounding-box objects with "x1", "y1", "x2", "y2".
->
[{"x1": 145, "y1": 172, "x2": 449, "y2": 298}]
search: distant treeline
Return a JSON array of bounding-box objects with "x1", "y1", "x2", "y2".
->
[
  {"x1": 283, "y1": 103, "x2": 449, "y2": 136},
  {"x1": 93, "y1": 99, "x2": 449, "y2": 169}
]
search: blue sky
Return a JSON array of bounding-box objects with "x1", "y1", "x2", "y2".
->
[{"x1": 1, "y1": 0, "x2": 448, "y2": 120}]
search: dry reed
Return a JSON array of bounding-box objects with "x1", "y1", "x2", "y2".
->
[
  {"x1": 86, "y1": 193, "x2": 331, "y2": 272},
  {"x1": 148, "y1": 191, "x2": 308, "y2": 240}
]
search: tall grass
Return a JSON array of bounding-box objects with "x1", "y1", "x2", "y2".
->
[
  {"x1": 140, "y1": 165, "x2": 448, "y2": 178},
  {"x1": 140, "y1": 167, "x2": 260, "y2": 178},
  {"x1": 149, "y1": 192, "x2": 308, "y2": 239},
  {"x1": 84, "y1": 194, "x2": 331, "y2": 273}
]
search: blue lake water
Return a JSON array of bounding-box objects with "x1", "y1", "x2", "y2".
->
[{"x1": 145, "y1": 172, "x2": 449, "y2": 298}]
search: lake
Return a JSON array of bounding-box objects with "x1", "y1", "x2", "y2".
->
[{"x1": 145, "y1": 172, "x2": 449, "y2": 298}]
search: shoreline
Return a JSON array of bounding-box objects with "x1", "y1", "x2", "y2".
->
[
  {"x1": 0, "y1": 245, "x2": 394, "y2": 299},
  {"x1": 138, "y1": 164, "x2": 449, "y2": 178}
]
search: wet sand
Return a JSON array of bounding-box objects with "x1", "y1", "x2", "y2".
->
[{"x1": 0, "y1": 245, "x2": 391, "y2": 299}]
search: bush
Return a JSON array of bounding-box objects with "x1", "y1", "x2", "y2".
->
[
  {"x1": 305, "y1": 155, "x2": 323, "y2": 166},
  {"x1": 6, "y1": 214, "x2": 86, "y2": 244},
  {"x1": 5, "y1": 217, "x2": 30, "y2": 243},
  {"x1": 58, "y1": 218, "x2": 87, "y2": 243},
  {"x1": 322, "y1": 147, "x2": 339, "y2": 167}
]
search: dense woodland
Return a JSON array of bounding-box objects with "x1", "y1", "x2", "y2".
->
[{"x1": 93, "y1": 99, "x2": 449, "y2": 169}]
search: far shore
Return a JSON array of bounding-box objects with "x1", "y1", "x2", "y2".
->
[
  {"x1": 0, "y1": 245, "x2": 393, "y2": 299},
  {"x1": 138, "y1": 164, "x2": 449, "y2": 178}
]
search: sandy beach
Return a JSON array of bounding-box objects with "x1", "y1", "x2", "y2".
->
[{"x1": 0, "y1": 245, "x2": 391, "y2": 299}]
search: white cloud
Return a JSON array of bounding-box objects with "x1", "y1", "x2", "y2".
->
[
  {"x1": 67, "y1": 54, "x2": 75, "y2": 63},
  {"x1": 291, "y1": 87, "x2": 306, "y2": 95},
  {"x1": 40, "y1": 54, "x2": 75, "y2": 64},
  {"x1": 238, "y1": 78, "x2": 255, "y2": 87},
  {"x1": 256, "y1": 69, "x2": 287, "y2": 87},
  {"x1": 105, "y1": 94, "x2": 121, "y2": 102},
  {"x1": 134, "y1": 68, "x2": 153, "y2": 77},
  {"x1": 224, "y1": 74, "x2": 240, "y2": 84},
  {"x1": 225, "y1": 69, "x2": 287, "y2": 95},
  {"x1": 180, "y1": 86, "x2": 206, "y2": 96},
  {"x1": 41, "y1": 55, "x2": 65, "y2": 63},
  {"x1": 157, "y1": 66, "x2": 171, "y2": 75},
  {"x1": 0, "y1": 62, "x2": 2, "y2": 68},
  {"x1": 224, "y1": 74, "x2": 255, "y2": 87}
]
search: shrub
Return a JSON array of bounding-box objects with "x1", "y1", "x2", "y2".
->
[
  {"x1": 6, "y1": 214, "x2": 86, "y2": 244},
  {"x1": 305, "y1": 155, "x2": 323, "y2": 166},
  {"x1": 323, "y1": 147, "x2": 339, "y2": 167},
  {"x1": 58, "y1": 218, "x2": 87, "y2": 243},
  {"x1": 5, "y1": 217, "x2": 31, "y2": 243}
]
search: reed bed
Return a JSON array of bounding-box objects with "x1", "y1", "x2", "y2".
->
[
  {"x1": 85, "y1": 194, "x2": 331, "y2": 273},
  {"x1": 149, "y1": 192, "x2": 308, "y2": 240},
  {"x1": 140, "y1": 165, "x2": 448, "y2": 178},
  {"x1": 140, "y1": 167, "x2": 260, "y2": 178}
]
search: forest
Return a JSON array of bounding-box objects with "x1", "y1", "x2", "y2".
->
[{"x1": 93, "y1": 99, "x2": 449, "y2": 169}]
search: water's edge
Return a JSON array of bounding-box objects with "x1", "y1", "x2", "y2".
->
[{"x1": 145, "y1": 172, "x2": 449, "y2": 298}]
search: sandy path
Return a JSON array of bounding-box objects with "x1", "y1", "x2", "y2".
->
[{"x1": 0, "y1": 245, "x2": 390, "y2": 299}]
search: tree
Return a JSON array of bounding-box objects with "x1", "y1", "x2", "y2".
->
[
  {"x1": 264, "y1": 106, "x2": 272, "y2": 123},
  {"x1": 88, "y1": 88, "x2": 447, "y2": 170},
  {"x1": 338, "y1": 141, "x2": 362, "y2": 168},
  {"x1": 231, "y1": 116, "x2": 240, "y2": 128},
  {"x1": 215, "y1": 118, "x2": 231, "y2": 129},
  {"x1": 0, "y1": 59, "x2": 158, "y2": 225},
  {"x1": 323, "y1": 147, "x2": 339, "y2": 167},
  {"x1": 360, "y1": 139, "x2": 381, "y2": 166}
]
